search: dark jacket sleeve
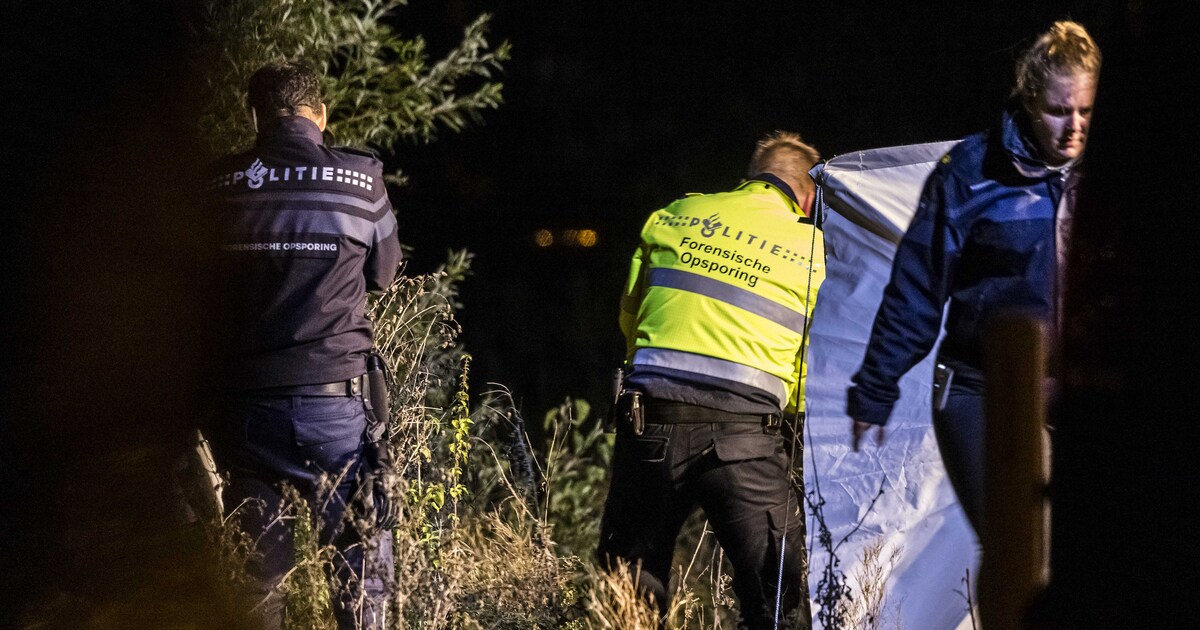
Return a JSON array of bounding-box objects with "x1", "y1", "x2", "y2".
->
[
  {"x1": 847, "y1": 164, "x2": 964, "y2": 425},
  {"x1": 362, "y1": 167, "x2": 403, "y2": 293}
]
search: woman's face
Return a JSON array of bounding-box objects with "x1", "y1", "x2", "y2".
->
[{"x1": 1025, "y1": 71, "x2": 1097, "y2": 165}]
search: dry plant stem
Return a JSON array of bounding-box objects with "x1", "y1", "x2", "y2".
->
[
  {"x1": 585, "y1": 559, "x2": 662, "y2": 630},
  {"x1": 541, "y1": 400, "x2": 572, "y2": 523},
  {"x1": 956, "y1": 568, "x2": 979, "y2": 630},
  {"x1": 680, "y1": 523, "x2": 712, "y2": 588},
  {"x1": 473, "y1": 437, "x2": 538, "y2": 523},
  {"x1": 802, "y1": 411, "x2": 889, "y2": 627},
  {"x1": 479, "y1": 384, "x2": 541, "y2": 515},
  {"x1": 846, "y1": 539, "x2": 903, "y2": 630}
]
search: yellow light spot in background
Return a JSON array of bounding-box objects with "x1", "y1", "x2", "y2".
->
[{"x1": 534, "y1": 228, "x2": 599, "y2": 248}]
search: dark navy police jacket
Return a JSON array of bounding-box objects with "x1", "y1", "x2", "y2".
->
[
  {"x1": 207, "y1": 116, "x2": 402, "y2": 390},
  {"x1": 848, "y1": 108, "x2": 1073, "y2": 426}
]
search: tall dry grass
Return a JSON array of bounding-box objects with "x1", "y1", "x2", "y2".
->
[
  {"x1": 196, "y1": 258, "x2": 901, "y2": 628},
  {"x1": 844, "y1": 539, "x2": 902, "y2": 630}
]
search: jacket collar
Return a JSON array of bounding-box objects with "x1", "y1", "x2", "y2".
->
[
  {"x1": 742, "y1": 172, "x2": 801, "y2": 208},
  {"x1": 998, "y1": 102, "x2": 1060, "y2": 180},
  {"x1": 255, "y1": 116, "x2": 325, "y2": 147}
]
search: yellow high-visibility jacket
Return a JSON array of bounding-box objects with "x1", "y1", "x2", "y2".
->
[{"x1": 620, "y1": 175, "x2": 825, "y2": 413}]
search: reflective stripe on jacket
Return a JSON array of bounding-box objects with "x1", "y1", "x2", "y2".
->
[
  {"x1": 208, "y1": 116, "x2": 403, "y2": 390},
  {"x1": 621, "y1": 175, "x2": 825, "y2": 412}
]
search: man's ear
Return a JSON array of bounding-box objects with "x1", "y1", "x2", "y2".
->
[
  {"x1": 316, "y1": 102, "x2": 328, "y2": 132},
  {"x1": 801, "y1": 188, "x2": 816, "y2": 218}
]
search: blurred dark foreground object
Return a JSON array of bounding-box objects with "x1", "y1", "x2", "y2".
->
[
  {"x1": 1042, "y1": 2, "x2": 1200, "y2": 626},
  {"x1": 977, "y1": 2, "x2": 1200, "y2": 627},
  {"x1": 0, "y1": 1, "x2": 251, "y2": 627}
]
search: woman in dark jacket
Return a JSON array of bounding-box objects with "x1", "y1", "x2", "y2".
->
[{"x1": 846, "y1": 21, "x2": 1102, "y2": 533}]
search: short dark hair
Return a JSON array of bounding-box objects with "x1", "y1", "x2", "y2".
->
[{"x1": 246, "y1": 61, "x2": 323, "y2": 120}]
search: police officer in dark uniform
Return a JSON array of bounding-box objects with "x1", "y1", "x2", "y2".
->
[{"x1": 205, "y1": 61, "x2": 403, "y2": 629}]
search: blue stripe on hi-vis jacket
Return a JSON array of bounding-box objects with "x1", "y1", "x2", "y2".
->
[
  {"x1": 647, "y1": 268, "x2": 809, "y2": 334},
  {"x1": 223, "y1": 233, "x2": 340, "y2": 258}
]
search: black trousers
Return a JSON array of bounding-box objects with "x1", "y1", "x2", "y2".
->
[{"x1": 597, "y1": 401, "x2": 809, "y2": 629}]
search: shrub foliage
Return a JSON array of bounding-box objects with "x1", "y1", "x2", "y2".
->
[{"x1": 193, "y1": 0, "x2": 510, "y2": 175}]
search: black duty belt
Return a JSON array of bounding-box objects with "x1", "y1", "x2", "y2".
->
[
  {"x1": 642, "y1": 398, "x2": 782, "y2": 430},
  {"x1": 646, "y1": 413, "x2": 777, "y2": 425},
  {"x1": 245, "y1": 375, "x2": 363, "y2": 397}
]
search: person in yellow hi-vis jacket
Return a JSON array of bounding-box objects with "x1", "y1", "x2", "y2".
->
[{"x1": 598, "y1": 132, "x2": 825, "y2": 629}]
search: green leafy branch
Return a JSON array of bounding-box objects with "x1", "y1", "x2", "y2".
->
[{"x1": 193, "y1": 0, "x2": 511, "y2": 166}]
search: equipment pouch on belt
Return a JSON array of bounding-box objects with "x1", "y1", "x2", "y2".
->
[
  {"x1": 359, "y1": 349, "x2": 399, "y2": 529},
  {"x1": 363, "y1": 350, "x2": 392, "y2": 442},
  {"x1": 615, "y1": 390, "x2": 645, "y2": 436}
]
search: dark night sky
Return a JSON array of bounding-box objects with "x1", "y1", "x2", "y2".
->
[{"x1": 387, "y1": 0, "x2": 1113, "y2": 416}]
